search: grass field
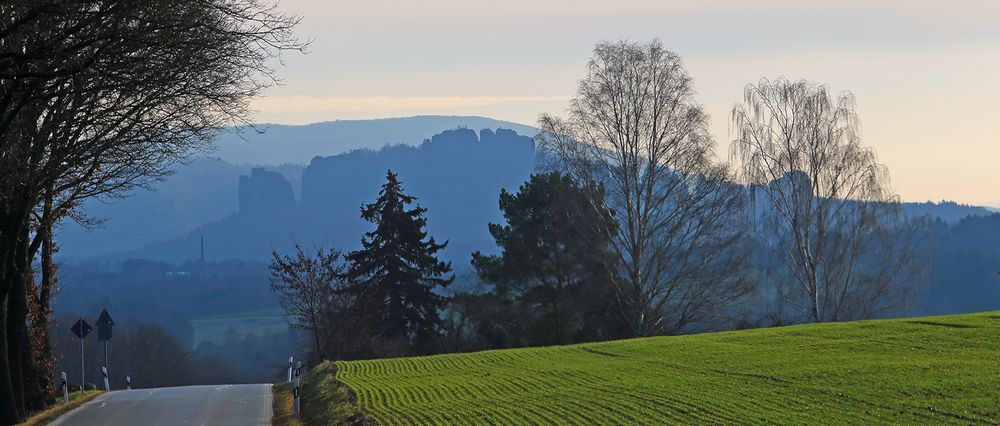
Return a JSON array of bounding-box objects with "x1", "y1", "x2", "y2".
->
[{"x1": 335, "y1": 312, "x2": 1000, "y2": 424}]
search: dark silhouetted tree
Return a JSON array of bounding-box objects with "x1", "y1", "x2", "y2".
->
[
  {"x1": 0, "y1": 0, "x2": 302, "y2": 420},
  {"x1": 269, "y1": 243, "x2": 348, "y2": 362},
  {"x1": 347, "y1": 171, "x2": 454, "y2": 354},
  {"x1": 472, "y1": 172, "x2": 620, "y2": 345}
]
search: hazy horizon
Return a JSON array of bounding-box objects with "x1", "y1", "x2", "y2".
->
[
  {"x1": 249, "y1": 0, "x2": 1000, "y2": 208},
  {"x1": 236, "y1": 114, "x2": 1000, "y2": 209}
]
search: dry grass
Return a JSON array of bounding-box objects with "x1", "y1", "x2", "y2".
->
[
  {"x1": 272, "y1": 362, "x2": 373, "y2": 425},
  {"x1": 272, "y1": 382, "x2": 303, "y2": 426},
  {"x1": 19, "y1": 390, "x2": 104, "y2": 426}
]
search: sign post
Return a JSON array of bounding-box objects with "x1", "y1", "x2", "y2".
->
[
  {"x1": 96, "y1": 309, "x2": 115, "y2": 390},
  {"x1": 70, "y1": 318, "x2": 92, "y2": 389}
]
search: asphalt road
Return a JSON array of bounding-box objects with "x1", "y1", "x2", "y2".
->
[{"x1": 50, "y1": 384, "x2": 272, "y2": 426}]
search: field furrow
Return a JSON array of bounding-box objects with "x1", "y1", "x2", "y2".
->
[{"x1": 336, "y1": 312, "x2": 1000, "y2": 424}]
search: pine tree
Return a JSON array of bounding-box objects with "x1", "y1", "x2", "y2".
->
[
  {"x1": 347, "y1": 170, "x2": 454, "y2": 352},
  {"x1": 472, "y1": 172, "x2": 620, "y2": 345}
]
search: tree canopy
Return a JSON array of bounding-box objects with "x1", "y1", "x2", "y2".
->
[
  {"x1": 0, "y1": 0, "x2": 302, "y2": 420},
  {"x1": 472, "y1": 172, "x2": 620, "y2": 345},
  {"x1": 346, "y1": 171, "x2": 454, "y2": 355}
]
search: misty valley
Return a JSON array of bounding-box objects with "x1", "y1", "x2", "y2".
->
[{"x1": 50, "y1": 118, "x2": 1000, "y2": 388}]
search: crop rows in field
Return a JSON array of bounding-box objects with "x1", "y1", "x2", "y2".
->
[{"x1": 336, "y1": 312, "x2": 1000, "y2": 425}]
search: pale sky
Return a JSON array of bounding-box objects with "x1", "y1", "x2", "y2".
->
[{"x1": 253, "y1": 0, "x2": 1000, "y2": 207}]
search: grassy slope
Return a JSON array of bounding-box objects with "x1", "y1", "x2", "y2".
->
[
  {"x1": 336, "y1": 312, "x2": 1000, "y2": 425},
  {"x1": 20, "y1": 390, "x2": 104, "y2": 426},
  {"x1": 272, "y1": 362, "x2": 372, "y2": 426}
]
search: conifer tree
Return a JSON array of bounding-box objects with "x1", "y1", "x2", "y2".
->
[
  {"x1": 472, "y1": 172, "x2": 619, "y2": 345},
  {"x1": 347, "y1": 171, "x2": 454, "y2": 352}
]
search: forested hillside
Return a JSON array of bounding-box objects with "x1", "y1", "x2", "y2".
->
[{"x1": 49, "y1": 123, "x2": 1000, "y2": 383}]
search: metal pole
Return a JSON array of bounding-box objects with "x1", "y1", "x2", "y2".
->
[{"x1": 79, "y1": 317, "x2": 85, "y2": 390}]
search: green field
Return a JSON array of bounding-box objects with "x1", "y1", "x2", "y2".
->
[{"x1": 334, "y1": 312, "x2": 1000, "y2": 424}]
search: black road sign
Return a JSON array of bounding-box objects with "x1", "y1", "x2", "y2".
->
[
  {"x1": 71, "y1": 318, "x2": 92, "y2": 340},
  {"x1": 97, "y1": 309, "x2": 115, "y2": 341}
]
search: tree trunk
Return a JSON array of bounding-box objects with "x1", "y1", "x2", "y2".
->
[
  {"x1": 26, "y1": 196, "x2": 57, "y2": 411},
  {"x1": 0, "y1": 215, "x2": 24, "y2": 424},
  {"x1": 811, "y1": 279, "x2": 822, "y2": 323},
  {"x1": 7, "y1": 224, "x2": 32, "y2": 419},
  {"x1": 0, "y1": 298, "x2": 17, "y2": 425},
  {"x1": 549, "y1": 297, "x2": 562, "y2": 344},
  {"x1": 310, "y1": 315, "x2": 325, "y2": 361}
]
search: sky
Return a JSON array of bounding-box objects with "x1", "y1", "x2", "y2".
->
[{"x1": 252, "y1": 0, "x2": 1000, "y2": 208}]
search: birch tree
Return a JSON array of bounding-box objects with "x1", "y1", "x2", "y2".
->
[
  {"x1": 730, "y1": 78, "x2": 927, "y2": 323},
  {"x1": 537, "y1": 40, "x2": 753, "y2": 337}
]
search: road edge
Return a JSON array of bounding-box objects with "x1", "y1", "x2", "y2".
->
[
  {"x1": 44, "y1": 392, "x2": 112, "y2": 426},
  {"x1": 262, "y1": 383, "x2": 274, "y2": 424}
]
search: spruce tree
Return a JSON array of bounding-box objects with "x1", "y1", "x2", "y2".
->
[{"x1": 347, "y1": 170, "x2": 454, "y2": 352}]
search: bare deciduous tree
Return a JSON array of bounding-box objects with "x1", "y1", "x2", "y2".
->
[
  {"x1": 269, "y1": 244, "x2": 349, "y2": 362},
  {"x1": 730, "y1": 78, "x2": 928, "y2": 323},
  {"x1": 0, "y1": 0, "x2": 303, "y2": 420},
  {"x1": 537, "y1": 39, "x2": 754, "y2": 337}
]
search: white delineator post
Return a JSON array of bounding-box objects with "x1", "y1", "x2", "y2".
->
[
  {"x1": 293, "y1": 361, "x2": 302, "y2": 417},
  {"x1": 126, "y1": 375, "x2": 131, "y2": 390},
  {"x1": 288, "y1": 356, "x2": 293, "y2": 382},
  {"x1": 102, "y1": 366, "x2": 110, "y2": 391},
  {"x1": 61, "y1": 372, "x2": 69, "y2": 403}
]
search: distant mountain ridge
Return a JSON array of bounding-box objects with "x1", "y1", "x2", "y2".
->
[
  {"x1": 116, "y1": 127, "x2": 537, "y2": 268},
  {"x1": 213, "y1": 115, "x2": 537, "y2": 165},
  {"x1": 51, "y1": 119, "x2": 1000, "y2": 333},
  {"x1": 901, "y1": 201, "x2": 994, "y2": 223},
  {"x1": 57, "y1": 116, "x2": 536, "y2": 260},
  {"x1": 56, "y1": 116, "x2": 994, "y2": 265}
]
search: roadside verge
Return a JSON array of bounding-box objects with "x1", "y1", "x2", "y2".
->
[
  {"x1": 272, "y1": 362, "x2": 374, "y2": 425},
  {"x1": 19, "y1": 390, "x2": 104, "y2": 426}
]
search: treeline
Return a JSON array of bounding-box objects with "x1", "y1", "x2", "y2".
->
[
  {"x1": 272, "y1": 40, "x2": 930, "y2": 363},
  {"x1": 56, "y1": 259, "x2": 278, "y2": 344},
  {"x1": 53, "y1": 259, "x2": 297, "y2": 385},
  {"x1": 51, "y1": 315, "x2": 239, "y2": 390},
  {"x1": 0, "y1": 0, "x2": 303, "y2": 422}
]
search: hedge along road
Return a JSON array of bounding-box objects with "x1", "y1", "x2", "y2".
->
[{"x1": 48, "y1": 384, "x2": 272, "y2": 426}]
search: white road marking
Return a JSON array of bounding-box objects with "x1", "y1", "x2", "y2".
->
[{"x1": 47, "y1": 393, "x2": 112, "y2": 426}]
